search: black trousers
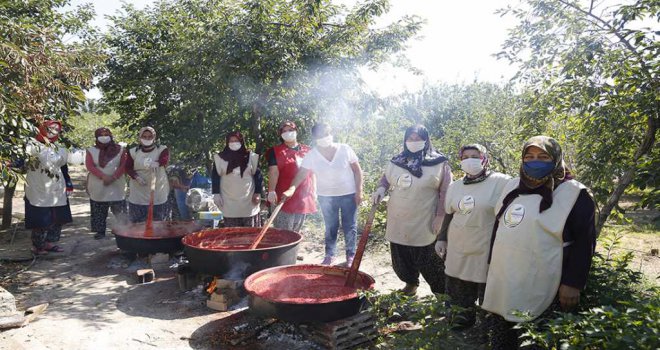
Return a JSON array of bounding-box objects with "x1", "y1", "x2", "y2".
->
[
  {"x1": 390, "y1": 242, "x2": 446, "y2": 294},
  {"x1": 445, "y1": 274, "x2": 486, "y2": 327}
]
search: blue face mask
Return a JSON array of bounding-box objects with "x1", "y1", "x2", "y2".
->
[{"x1": 523, "y1": 160, "x2": 555, "y2": 179}]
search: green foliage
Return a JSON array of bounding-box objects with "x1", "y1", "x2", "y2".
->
[{"x1": 0, "y1": 0, "x2": 104, "y2": 183}]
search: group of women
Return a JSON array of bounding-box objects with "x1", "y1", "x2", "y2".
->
[{"x1": 22, "y1": 119, "x2": 596, "y2": 348}]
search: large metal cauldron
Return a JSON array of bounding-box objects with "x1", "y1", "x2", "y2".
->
[
  {"x1": 181, "y1": 227, "x2": 302, "y2": 278},
  {"x1": 113, "y1": 221, "x2": 203, "y2": 254},
  {"x1": 244, "y1": 264, "x2": 375, "y2": 323}
]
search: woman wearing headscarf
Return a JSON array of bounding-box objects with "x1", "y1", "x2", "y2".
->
[
  {"x1": 482, "y1": 136, "x2": 596, "y2": 349},
  {"x1": 212, "y1": 131, "x2": 263, "y2": 227},
  {"x1": 371, "y1": 125, "x2": 452, "y2": 296},
  {"x1": 265, "y1": 121, "x2": 316, "y2": 232},
  {"x1": 85, "y1": 127, "x2": 127, "y2": 239},
  {"x1": 125, "y1": 127, "x2": 170, "y2": 223},
  {"x1": 435, "y1": 144, "x2": 510, "y2": 330},
  {"x1": 24, "y1": 120, "x2": 73, "y2": 255}
]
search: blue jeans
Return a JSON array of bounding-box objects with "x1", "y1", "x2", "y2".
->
[{"x1": 318, "y1": 193, "x2": 358, "y2": 258}]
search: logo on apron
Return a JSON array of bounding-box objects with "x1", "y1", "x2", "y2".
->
[
  {"x1": 503, "y1": 204, "x2": 525, "y2": 228},
  {"x1": 458, "y1": 195, "x2": 475, "y2": 214},
  {"x1": 396, "y1": 173, "x2": 413, "y2": 189}
]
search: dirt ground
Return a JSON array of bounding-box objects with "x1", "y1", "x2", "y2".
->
[{"x1": 0, "y1": 167, "x2": 429, "y2": 350}]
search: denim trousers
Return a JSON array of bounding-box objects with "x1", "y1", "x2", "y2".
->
[{"x1": 318, "y1": 193, "x2": 357, "y2": 258}]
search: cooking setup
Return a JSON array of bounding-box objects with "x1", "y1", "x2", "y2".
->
[{"x1": 111, "y1": 189, "x2": 381, "y2": 349}]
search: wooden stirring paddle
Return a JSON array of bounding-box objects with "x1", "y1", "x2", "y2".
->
[
  {"x1": 144, "y1": 168, "x2": 157, "y2": 237},
  {"x1": 248, "y1": 199, "x2": 286, "y2": 250},
  {"x1": 345, "y1": 204, "x2": 379, "y2": 287}
]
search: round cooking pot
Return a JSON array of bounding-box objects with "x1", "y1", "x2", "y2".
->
[
  {"x1": 244, "y1": 264, "x2": 375, "y2": 323},
  {"x1": 113, "y1": 221, "x2": 203, "y2": 254},
  {"x1": 181, "y1": 227, "x2": 302, "y2": 278}
]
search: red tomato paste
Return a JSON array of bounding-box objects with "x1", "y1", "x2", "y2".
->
[{"x1": 182, "y1": 228, "x2": 302, "y2": 251}]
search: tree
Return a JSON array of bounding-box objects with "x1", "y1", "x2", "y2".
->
[
  {"x1": 497, "y1": 0, "x2": 659, "y2": 233},
  {"x1": 0, "y1": 0, "x2": 104, "y2": 228},
  {"x1": 100, "y1": 0, "x2": 423, "y2": 169}
]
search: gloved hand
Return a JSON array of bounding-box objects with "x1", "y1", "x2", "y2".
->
[
  {"x1": 370, "y1": 187, "x2": 386, "y2": 204},
  {"x1": 136, "y1": 176, "x2": 147, "y2": 186},
  {"x1": 434, "y1": 241, "x2": 447, "y2": 260},
  {"x1": 281, "y1": 186, "x2": 296, "y2": 202},
  {"x1": 148, "y1": 161, "x2": 160, "y2": 169},
  {"x1": 267, "y1": 191, "x2": 278, "y2": 205},
  {"x1": 213, "y1": 194, "x2": 224, "y2": 208}
]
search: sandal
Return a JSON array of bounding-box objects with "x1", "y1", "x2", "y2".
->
[
  {"x1": 31, "y1": 247, "x2": 48, "y2": 256},
  {"x1": 45, "y1": 244, "x2": 65, "y2": 253}
]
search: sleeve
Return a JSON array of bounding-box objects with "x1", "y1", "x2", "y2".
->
[
  {"x1": 85, "y1": 150, "x2": 105, "y2": 179},
  {"x1": 345, "y1": 145, "x2": 359, "y2": 163},
  {"x1": 253, "y1": 168, "x2": 264, "y2": 195},
  {"x1": 444, "y1": 182, "x2": 455, "y2": 215},
  {"x1": 378, "y1": 174, "x2": 390, "y2": 189},
  {"x1": 561, "y1": 189, "x2": 597, "y2": 290},
  {"x1": 61, "y1": 164, "x2": 73, "y2": 190},
  {"x1": 265, "y1": 148, "x2": 277, "y2": 167},
  {"x1": 436, "y1": 162, "x2": 452, "y2": 217},
  {"x1": 211, "y1": 162, "x2": 220, "y2": 194},
  {"x1": 112, "y1": 149, "x2": 127, "y2": 179},
  {"x1": 125, "y1": 149, "x2": 138, "y2": 179},
  {"x1": 158, "y1": 147, "x2": 169, "y2": 166}
]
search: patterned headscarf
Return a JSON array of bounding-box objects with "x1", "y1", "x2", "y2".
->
[
  {"x1": 390, "y1": 125, "x2": 447, "y2": 178},
  {"x1": 138, "y1": 126, "x2": 157, "y2": 151},
  {"x1": 218, "y1": 131, "x2": 250, "y2": 177},
  {"x1": 94, "y1": 127, "x2": 122, "y2": 168},
  {"x1": 36, "y1": 120, "x2": 62, "y2": 144},
  {"x1": 459, "y1": 143, "x2": 491, "y2": 184}
]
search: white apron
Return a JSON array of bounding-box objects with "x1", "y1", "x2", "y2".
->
[
  {"x1": 213, "y1": 152, "x2": 260, "y2": 218},
  {"x1": 86, "y1": 146, "x2": 126, "y2": 202},
  {"x1": 481, "y1": 178, "x2": 585, "y2": 322},
  {"x1": 384, "y1": 161, "x2": 447, "y2": 247},
  {"x1": 128, "y1": 146, "x2": 169, "y2": 205},
  {"x1": 25, "y1": 143, "x2": 69, "y2": 207},
  {"x1": 444, "y1": 172, "x2": 510, "y2": 283}
]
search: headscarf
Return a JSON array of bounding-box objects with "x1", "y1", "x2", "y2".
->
[
  {"x1": 138, "y1": 126, "x2": 157, "y2": 152},
  {"x1": 497, "y1": 135, "x2": 573, "y2": 215},
  {"x1": 94, "y1": 127, "x2": 122, "y2": 168},
  {"x1": 278, "y1": 120, "x2": 297, "y2": 143},
  {"x1": 390, "y1": 125, "x2": 447, "y2": 178},
  {"x1": 36, "y1": 120, "x2": 62, "y2": 144},
  {"x1": 459, "y1": 143, "x2": 491, "y2": 184},
  {"x1": 218, "y1": 131, "x2": 250, "y2": 177}
]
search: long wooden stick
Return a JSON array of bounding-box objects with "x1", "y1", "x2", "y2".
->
[
  {"x1": 249, "y1": 200, "x2": 286, "y2": 250},
  {"x1": 345, "y1": 204, "x2": 379, "y2": 287},
  {"x1": 144, "y1": 168, "x2": 157, "y2": 237}
]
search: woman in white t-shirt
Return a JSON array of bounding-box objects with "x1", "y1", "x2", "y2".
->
[{"x1": 282, "y1": 123, "x2": 363, "y2": 266}]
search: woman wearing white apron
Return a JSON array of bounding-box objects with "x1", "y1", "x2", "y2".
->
[
  {"x1": 435, "y1": 144, "x2": 510, "y2": 331},
  {"x1": 125, "y1": 127, "x2": 170, "y2": 223},
  {"x1": 24, "y1": 120, "x2": 73, "y2": 255},
  {"x1": 212, "y1": 131, "x2": 263, "y2": 227},
  {"x1": 482, "y1": 136, "x2": 596, "y2": 349},
  {"x1": 85, "y1": 127, "x2": 127, "y2": 239},
  {"x1": 371, "y1": 125, "x2": 451, "y2": 296}
]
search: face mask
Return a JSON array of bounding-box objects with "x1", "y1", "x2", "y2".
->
[
  {"x1": 141, "y1": 138, "x2": 154, "y2": 146},
  {"x1": 281, "y1": 131, "x2": 297, "y2": 143},
  {"x1": 316, "y1": 135, "x2": 333, "y2": 148},
  {"x1": 461, "y1": 158, "x2": 484, "y2": 176},
  {"x1": 97, "y1": 136, "x2": 111, "y2": 144},
  {"x1": 405, "y1": 141, "x2": 426, "y2": 153},
  {"x1": 228, "y1": 142, "x2": 242, "y2": 151},
  {"x1": 523, "y1": 160, "x2": 555, "y2": 179}
]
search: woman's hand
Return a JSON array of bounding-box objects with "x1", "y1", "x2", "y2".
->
[
  {"x1": 102, "y1": 174, "x2": 114, "y2": 186},
  {"x1": 252, "y1": 193, "x2": 261, "y2": 204},
  {"x1": 267, "y1": 191, "x2": 278, "y2": 205},
  {"x1": 434, "y1": 241, "x2": 447, "y2": 259},
  {"x1": 371, "y1": 187, "x2": 386, "y2": 204},
  {"x1": 558, "y1": 284, "x2": 580, "y2": 311},
  {"x1": 354, "y1": 191, "x2": 363, "y2": 205}
]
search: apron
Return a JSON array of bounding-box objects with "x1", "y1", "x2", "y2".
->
[
  {"x1": 25, "y1": 143, "x2": 68, "y2": 207},
  {"x1": 86, "y1": 146, "x2": 126, "y2": 202},
  {"x1": 384, "y1": 161, "x2": 446, "y2": 247},
  {"x1": 481, "y1": 178, "x2": 585, "y2": 322},
  {"x1": 213, "y1": 152, "x2": 260, "y2": 218},
  {"x1": 128, "y1": 146, "x2": 169, "y2": 205},
  {"x1": 444, "y1": 172, "x2": 510, "y2": 283},
  {"x1": 273, "y1": 143, "x2": 316, "y2": 214}
]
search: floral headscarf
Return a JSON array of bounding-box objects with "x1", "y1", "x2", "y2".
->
[{"x1": 390, "y1": 125, "x2": 447, "y2": 178}]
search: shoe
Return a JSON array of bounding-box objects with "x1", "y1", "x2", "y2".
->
[
  {"x1": 31, "y1": 247, "x2": 48, "y2": 256},
  {"x1": 44, "y1": 244, "x2": 64, "y2": 252},
  {"x1": 321, "y1": 256, "x2": 335, "y2": 265},
  {"x1": 399, "y1": 283, "x2": 418, "y2": 296},
  {"x1": 94, "y1": 232, "x2": 106, "y2": 240}
]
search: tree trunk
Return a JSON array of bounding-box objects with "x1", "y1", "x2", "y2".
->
[
  {"x1": 251, "y1": 95, "x2": 266, "y2": 154},
  {"x1": 596, "y1": 114, "x2": 658, "y2": 234},
  {"x1": 2, "y1": 180, "x2": 17, "y2": 229}
]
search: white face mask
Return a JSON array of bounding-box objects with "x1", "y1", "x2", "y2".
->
[
  {"x1": 97, "y1": 136, "x2": 111, "y2": 144},
  {"x1": 405, "y1": 141, "x2": 426, "y2": 153},
  {"x1": 316, "y1": 135, "x2": 333, "y2": 148},
  {"x1": 141, "y1": 138, "x2": 154, "y2": 146},
  {"x1": 461, "y1": 158, "x2": 484, "y2": 176},
  {"x1": 228, "y1": 142, "x2": 242, "y2": 151},
  {"x1": 281, "y1": 131, "x2": 297, "y2": 143}
]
